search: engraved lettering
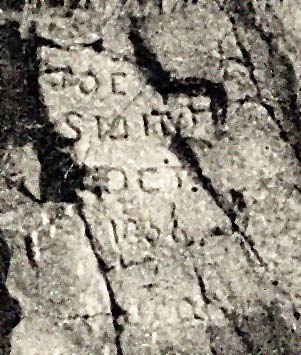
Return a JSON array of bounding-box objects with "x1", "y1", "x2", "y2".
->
[
  {"x1": 143, "y1": 112, "x2": 175, "y2": 137},
  {"x1": 96, "y1": 115, "x2": 128, "y2": 140},
  {"x1": 111, "y1": 72, "x2": 127, "y2": 95},
  {"x1": 138, "y1": 168, "x2": 159, "y2": 193}
]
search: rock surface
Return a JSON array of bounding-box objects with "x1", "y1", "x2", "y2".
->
[{"x1": 0, "y1": 1, "x2": 301, "y2": 354}]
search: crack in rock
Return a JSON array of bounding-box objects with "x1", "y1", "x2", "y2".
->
[{"x1": 76, "y1": 201, "x2": 127, "y2": 355}]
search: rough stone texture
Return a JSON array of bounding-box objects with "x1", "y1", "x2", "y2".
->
[{"x1": 0, "y1": 1, "x2": 301, "y2": 354}]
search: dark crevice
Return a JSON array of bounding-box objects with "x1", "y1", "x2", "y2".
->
[
  {"x1": 48, "y1": 0, "x2": 65, "y2": 6},
  {"x1": 170, "y1": 131, "x2": 266, "y2": 267},
  {"x1": 128, "y1": 18, "x2": 228, "y2": 124},
  {"x1": 0, "y1": 22, "x2": 85, "y2": 203},
  {"x1": 76, "y1": 201, "x2": 126, "y2": 355},
  {"x1": 204, "y1": 288, "x2": 295, "y2": 353},
  {"x1": 170, "y1": 133, "x2": 230, "y2": 215},
  {"x1": 120, "y1": 255, "x2": 154, "y2": 269},
  {"x1": 69, "y1": 0, "x2": 81, "y2": 9},
  {"x1": 212, "y1": 226, "x2": 224, "y2": 236},
  {"x1": 0, "y1": 232, "x2": 22, "y2": 355},
  {"x1": 212, "y1": 302, "x2": 297, "y2": 354},
  {"x1": 0, "y1": 22, "x2": 26, "y2": 354},
  {"x1": 170, "y1": 202, "x2": 179, "y2": 242},
  {"x1": 155, "y1": 0, "x2": 163, "y2": 14},
  {"x1": 36, "y1": 146, "x2": 86, "y2": 203},
  {"x1": 128, "y1": 19, "x2": 172, "y2": 102},
  {"x1": 0, "y1": 0, "x2": 25, "y2": 11},
  {"x1": 221, "y1": 1, "x2": 301, "y2": 163},
  {"x1": 46, "y1": 0, "x2": 84, "y2": 8},
  {"x1": 24, "y1": 234, "x2": 38, "y2": 269},
  {"x1": 238, "y1": 238, "x2": 255, "y2": 267},
  {"x1": 294, "y1": 185, "x2": 301, "y2": 194},
  {"x1": 0, "y1": 21, "x2": 88, "y2": 352},
  {"x1": 230, "y1": 188, "x2": 246, "y2": 212},
  {"x1": 240, "y1": 231, "x2": 267, "y2": 267},
  {"x1": 234, "y1": 326, "x2": 254, "y2": 352},
  {"x1": 293, "y1": 311, "x2": 300, "y2": 321},
  {"x1": 84, "y1": 0, "x2": 91, "y2": 9},
  {"x1": 129, "y1": 18, "x2": 266, "y2": 268},
  {"x1": 221, "y1": 307, "x2": 255, "y2": 353},
  {"x1": 32, "y1": 35, "x2": 63, "y2": 50},
  {"x1": 32, "y1": 31, "x2": 104, "y2": 54},
  {"x1": 17, "y1": 182, "x2": 42, "y2": 204},
  {"x1": 83, "y1": 38, "x2": 104, "y2": 53},
  {"x1": 194, "y1": 266, "x2": 211, "y2": 305},
  {"x1": 261, "y1": 103, "x2": 289, "y2": 142},
  {"x1": 173, "y1": 77, "x2": 228, "y2": 125}
]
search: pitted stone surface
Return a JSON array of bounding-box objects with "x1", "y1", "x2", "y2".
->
[{"x1": 1, "y1": 1, "x2": 301, "y2": 354}]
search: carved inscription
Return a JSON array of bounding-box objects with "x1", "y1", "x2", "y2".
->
[
  {"x1": 111, "y1": 72, "x2": 127, "y2": 96},
  {"x1": 110, "y1": 217, "x2": 162, "y2": 245},
  {"x1": 143, "y1": 112, "x2": 176, "y2": 137},
  {"x1": 93, "y1": 107, "x2": 212, "y2": 142},
  {"x1": 96, "y1": 115, "x2": 129, "y2": 140},
  {"x1": 65, "y1": 111, "x2": 82, "y2": 140},
  {"x1": 83, "y1": 165, "x2": 189, "y2": 195},
  {"x1": 143, "y1": 106, "x2": 212, "y2": 138},
  {"x1": 83, "y1": 166, "x2": 128, "y2": 195},
  {"x1": 100, "y1": 201, "x2": 194, "y2": 266},
  {"x1": 41, "y1": 66, "x2": 99, "y2": 95}
]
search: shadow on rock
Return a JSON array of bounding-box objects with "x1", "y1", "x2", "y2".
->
[
  {"x1": 0, "y1": 232, "x2": 21, "y2": 355},
  {"x1": 209, "y1": 303, "x2": 300, "y2": 354},
  {"x1": 0, "y1": 21, "x2": 85, "y2": 203}
]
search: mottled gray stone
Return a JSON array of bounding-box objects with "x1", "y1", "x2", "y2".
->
[{"x1": 1, "y1": 1, "x2": 301, "y2": 354}]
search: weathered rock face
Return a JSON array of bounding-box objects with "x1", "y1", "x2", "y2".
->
[
  {"x1": 1, "y1": 1, "x2": 301, "y2": 354},
  {"x1": 6, "y1": 203, "x2": 115, "y2": 355}
]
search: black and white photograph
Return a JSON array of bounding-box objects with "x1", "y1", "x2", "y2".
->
[{"x1": 0, "y1": 1, "x2": 301, "y2": 354}]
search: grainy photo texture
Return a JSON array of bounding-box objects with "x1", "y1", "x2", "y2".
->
[{"x1": 0, "y1": 1, "x2": 301, "y2": 354}]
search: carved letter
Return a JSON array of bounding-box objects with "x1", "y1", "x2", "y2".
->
[
  {"x1": 111, "y1": 72, "x2": 127, "y2": 95},
  {"x1": 138, "y1": 168, "x2": 159, "y2": 193},
  {"x1": 143, "y1": 112, "x2": 175, "y2": 137}
]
